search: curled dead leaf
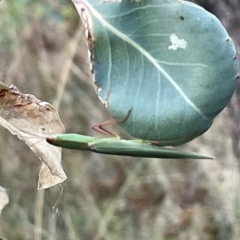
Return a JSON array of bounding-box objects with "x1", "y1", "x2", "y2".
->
[{"x1": 0, "y1": 81, "x2": 66, "y2": 189}]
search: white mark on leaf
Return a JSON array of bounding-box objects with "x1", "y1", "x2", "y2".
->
[
  {"x1": 178, "y1": 0, "x2": 185, "y2": 4},
  {"x1": 168, "y1": 34, "x2": 187, "y2": 50},
  {"x1": 102, "y1": 0, "x2": 122, "y2": 2}
]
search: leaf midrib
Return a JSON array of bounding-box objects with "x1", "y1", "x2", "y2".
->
[{"x1": 85, "y1": 1, "x2": 208, "y2": 120}]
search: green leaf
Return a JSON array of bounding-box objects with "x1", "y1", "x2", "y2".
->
[{"x1": 76, "y1": 0, "x2": 239, "y2": 145}]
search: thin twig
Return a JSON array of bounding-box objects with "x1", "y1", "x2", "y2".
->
[
  {"x1": 53, "y1": 23, "x2": 85, "y2": 111},
  {"x1": 34, "y1": 189, "x2": 45, "y2": 240}
]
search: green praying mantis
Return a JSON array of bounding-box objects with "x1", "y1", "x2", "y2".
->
[
  {"x1": 46, "y1": 110, "x2": 214, "y2": 160},
  {"x1": 46, "y1": 133, "x2": 213, "y2": 159}
]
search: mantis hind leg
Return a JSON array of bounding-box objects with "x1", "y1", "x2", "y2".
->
[{"x1": 92, "y1": 108, "x2": 132, "y2": 137}]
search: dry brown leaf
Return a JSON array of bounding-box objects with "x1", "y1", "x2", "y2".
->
[
  {"x1": 0, "y1": 81, "x2": 66, "y2": 189},
  {"x1": 0, "y1": 186, "x2": 9, "y2": 215}
]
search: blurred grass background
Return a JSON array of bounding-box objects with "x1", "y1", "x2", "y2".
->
[{"x1": 0, "y1": 0, "x2": 240, "y2": 239}]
